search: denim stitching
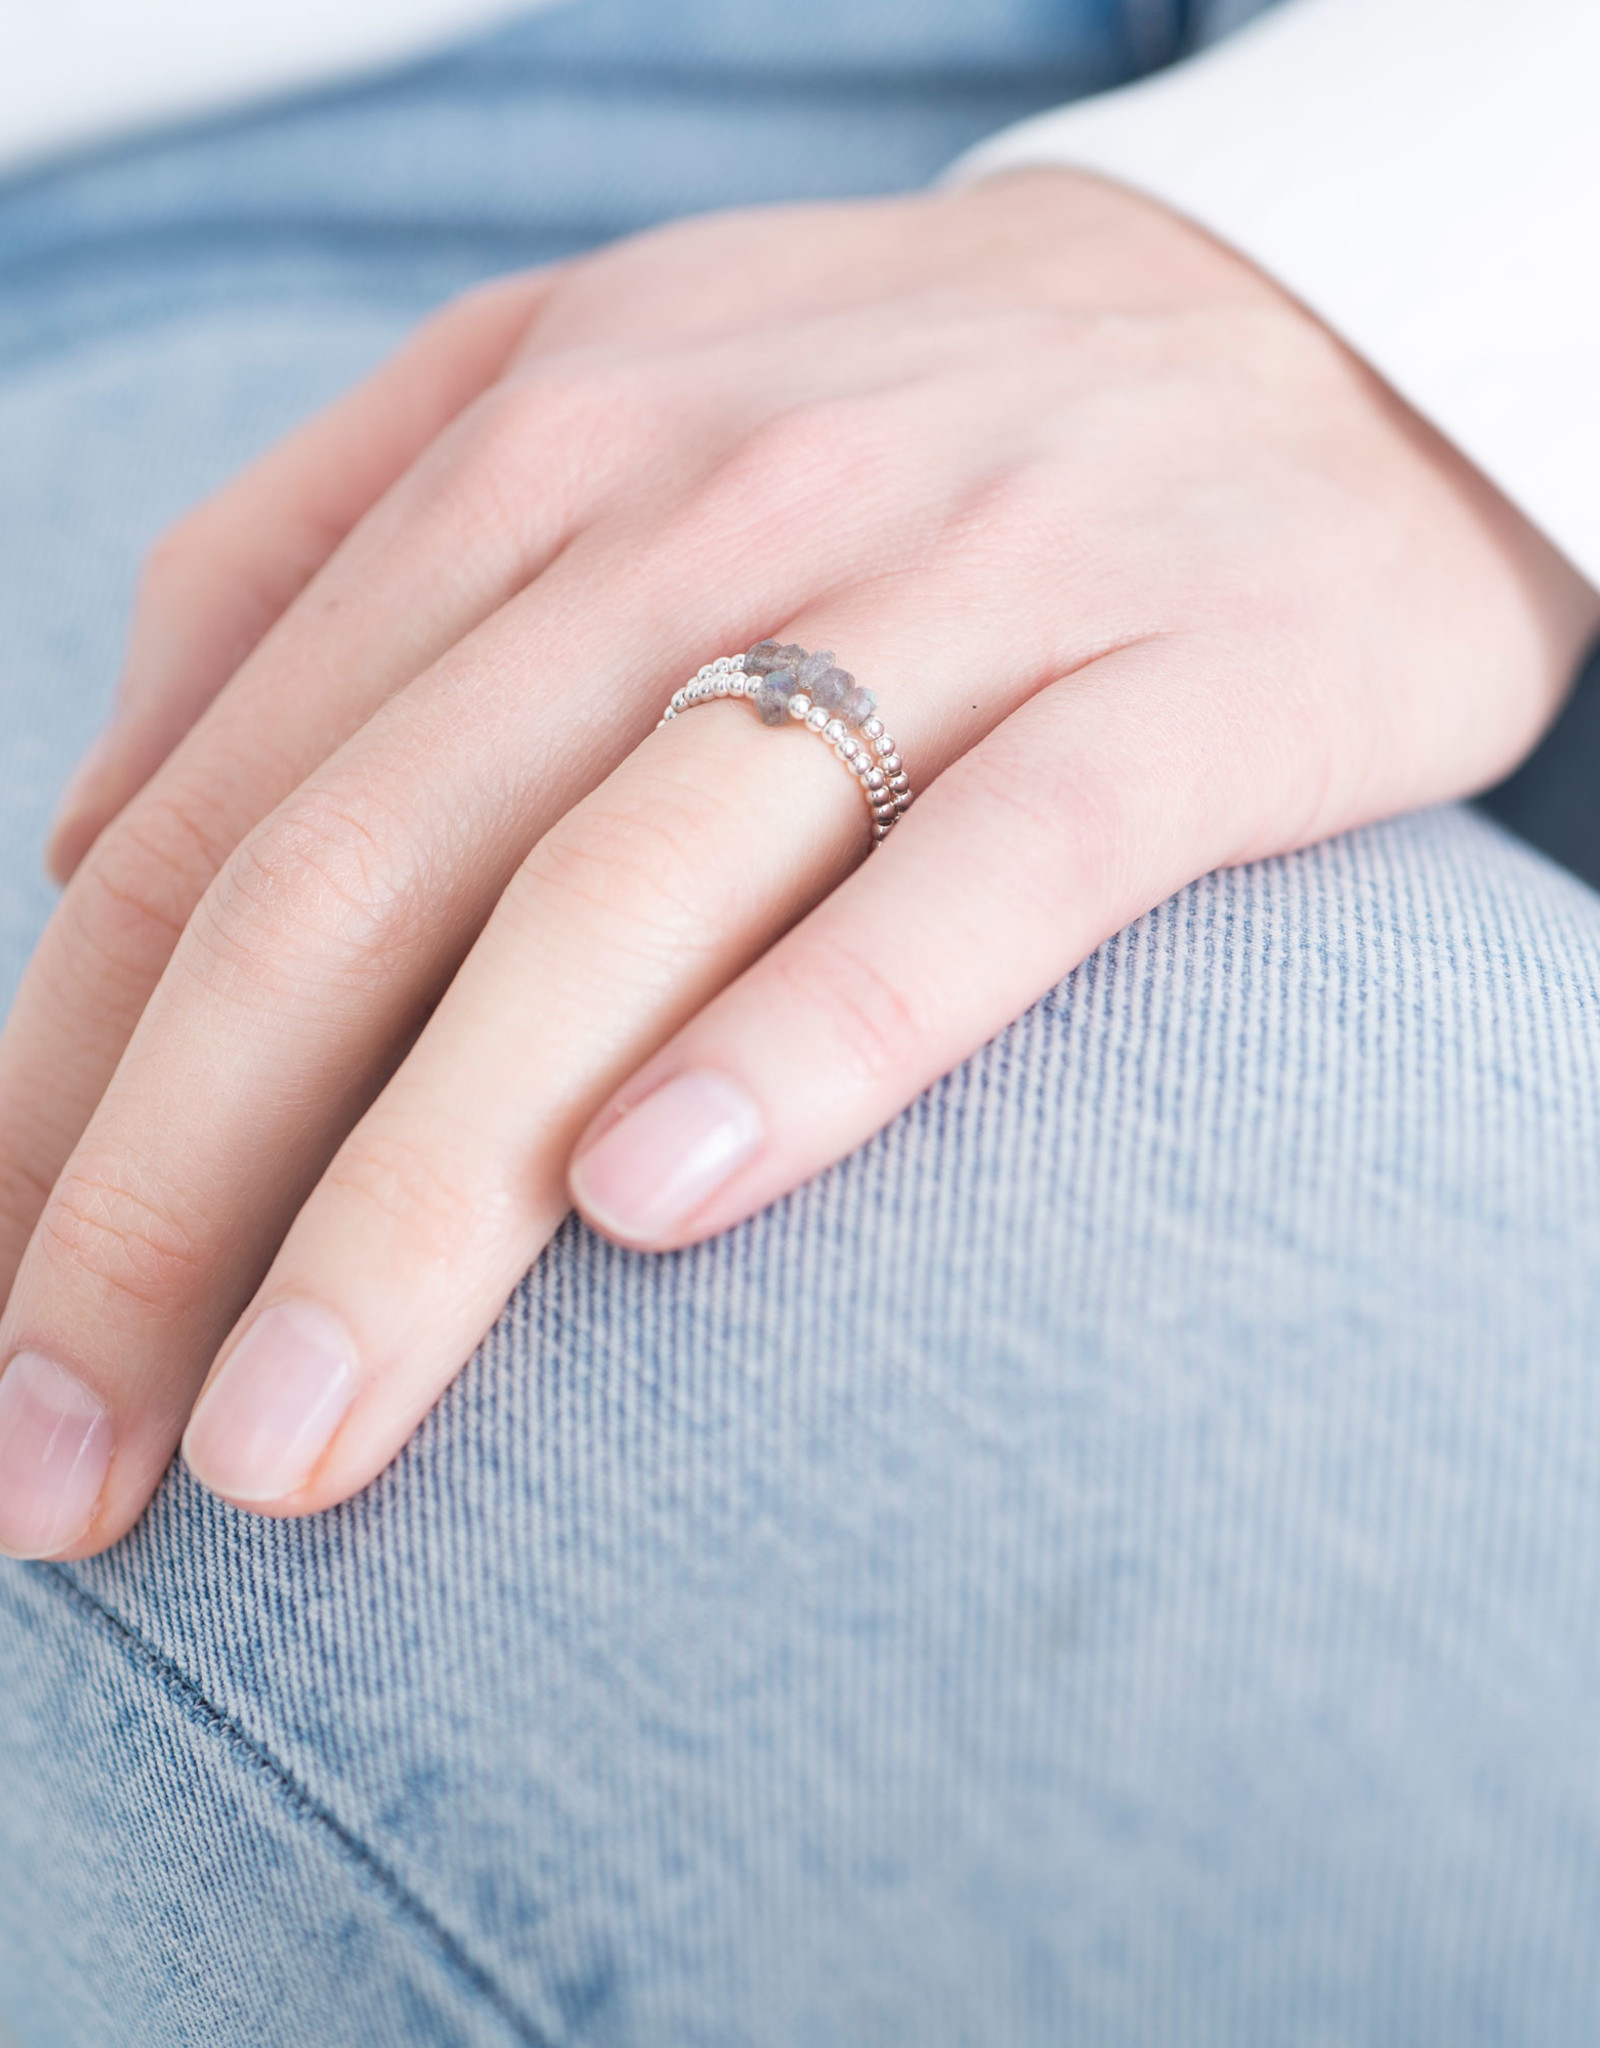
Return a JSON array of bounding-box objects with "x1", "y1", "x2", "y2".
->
[{"x1": 28, "y1": 1562, "x2": 559, "y2": 2048}]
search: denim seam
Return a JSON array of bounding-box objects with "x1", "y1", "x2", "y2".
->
[{"x1": 26, "y1": 1561, "x2": 559, "y2": 2048}]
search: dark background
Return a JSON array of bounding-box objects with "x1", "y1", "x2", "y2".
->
[{"x1": 1480, "y1": 636, "x2": 1600, "y2": 891}]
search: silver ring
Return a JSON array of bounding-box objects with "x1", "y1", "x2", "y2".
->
[{"x1": 657, "y1": 641, "x2": 914, "y2": 845}]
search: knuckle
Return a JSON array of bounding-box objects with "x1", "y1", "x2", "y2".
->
[
  {"x1": 940, "y1": 459, "x2": 1066, "y2": 567},
  {"x1": 320, "y1": 1124, "x2": 488, "y2": 1273},
  {"x1": 68, "y1": 791, "x2": 230, "y2": 987},
  {"x1": 739, "y1": 396, "x2": 867, "y2": 480},
  {"x1": 457, "y1": 367, "x2": 651, "y2": 507},
  {"x1": 679, "y1": 395, "x2": 906, "y2": 568},
  {"x1": 184, "y1": 789, "x2": 426, "y2": 1003},
  {"x1": 138, "y1": 517, "x2": 207, "y2": 599},
  {"x1": 137, "y1": 510, "x2": 306, "y2": 667},
  {"x1": 38, "y1": 1163, "x2": 207, "y2": 1320},
  {"x1": 519, "y1": 775, "x2": 742, "y2": 959},
  {"x1": 723, "y1": 398, "x2": 880, "y2": 514}
]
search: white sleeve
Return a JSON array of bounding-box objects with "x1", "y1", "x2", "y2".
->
[{"x1": 947, "y1": 0, "x2": 1600, "y2": 590}]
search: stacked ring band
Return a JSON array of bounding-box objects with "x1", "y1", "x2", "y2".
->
[{"x1": 658, "y1": 640, "x2": 913, "y2": 844}]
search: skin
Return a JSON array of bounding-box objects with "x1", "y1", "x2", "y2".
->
[{"x1": 0, "y1": 169, "x2": 1594, "y2": 1557}]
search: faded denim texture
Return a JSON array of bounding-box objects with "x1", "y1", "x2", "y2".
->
[{"x1": 4, "y1": 1, "x2": 1600, "y2": 2042}]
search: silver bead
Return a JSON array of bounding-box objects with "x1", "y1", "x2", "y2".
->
[
  {"x1": 874, "y1": 733, "x2": 894, "y2": 756},
  {"x1": 888, "y1": 772, "x2": 909, "y2": 792},
  {"x1": 862, "y1": 717, "x2": 885, "y2": 740},
  {"x1": 823, "y1": 718, "x2": 846, "y2": 743},
  {"x1": 895, "y1": 791, "x2": 912, "y2": 810},
  {"x1": 882, "y1": 752, "x2": 901, "y2": 773},
  {"x1": 837, "y1": 738, "x2": 861, "y2": 762},
  {"x1": 865, "y1": 767, "x2": 886, "y2": 790},
  {"x1": 788, "y1": 693, "x2": 812, "y2": 720},
  {"x1": 713, "y1": 675, "x2": 730, "y2": 696},
  {"x1": 805, "y1": 705, "x2": 829, "y2": 731},
  {"x1": 731, "y1": 652, "x2": 747, "y2": 670},
  {"x1": 728, "y1": 674, "x2": 747, "y2": 695},
  {"x1": 713, "y1": 656, "x2": 732, "y2": 673}
]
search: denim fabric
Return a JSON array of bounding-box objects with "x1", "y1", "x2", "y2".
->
[{"x1": 5, "y1": 2, "x2": 1600, "y2": 2044}]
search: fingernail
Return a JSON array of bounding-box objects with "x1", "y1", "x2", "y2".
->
[
  {"x1": 0, "y1": 1352, "x2": 113, "y2": 1558},
  {"x1": 184, "y1": 1301, "x2": 358, "y2": 1504},
  {"x1": 571, "y1": 1070, "x2": 764, "y2": 1242}
]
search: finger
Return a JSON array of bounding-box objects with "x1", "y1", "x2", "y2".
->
[
  {"x1": 0, "y1": 312, "x2": 704, "y2": 1310},
  {"x1": 566, "y1": 635, "x2": 1289, "y2": 1250},
  {"x1": 46, "y1": 272, "x2": 554, "y2": 884}
]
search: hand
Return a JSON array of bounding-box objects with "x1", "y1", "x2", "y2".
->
[{"x1": 0, "y1": 172, "x2": 1593, "y2": 1560}]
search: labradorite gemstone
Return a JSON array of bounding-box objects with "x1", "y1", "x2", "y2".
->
[{"x1": 751, "y1": 672, "x2": 796, "y2": 725}]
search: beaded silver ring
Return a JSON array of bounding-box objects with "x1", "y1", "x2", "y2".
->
[{"x1": 657, "y1": 641, "x2": 913, "y2": 844}]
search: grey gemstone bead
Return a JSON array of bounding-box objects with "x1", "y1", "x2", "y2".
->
[
  {"x1": 744, "y1": 639, "x2": 783, "y2": 676},
  {"x1": 841, "y1": 687, "x2": 877, "y2": 728},
  {"x1": 750, "y1": 673, "x2": 795, "y2": 725},
  {"x1": 808, "y1": 666, "x2": 853, "y2": 713},
  {"x1": 796, "y1": 649, "x2": 835, "y2": 689}
]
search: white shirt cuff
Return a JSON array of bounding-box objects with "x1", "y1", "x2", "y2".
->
[{"x1": 948, "y1": 0, "x2": 1600, "y2": 590}]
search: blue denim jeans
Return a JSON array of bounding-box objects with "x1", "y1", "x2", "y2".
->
[{"x1": 4, "y1": 3, "x2": 1600, "y2": 2043}]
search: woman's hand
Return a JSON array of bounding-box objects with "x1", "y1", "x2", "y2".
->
[{"x1": 0, "y1": 172, "x2": 1593, "y2": 1560}]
